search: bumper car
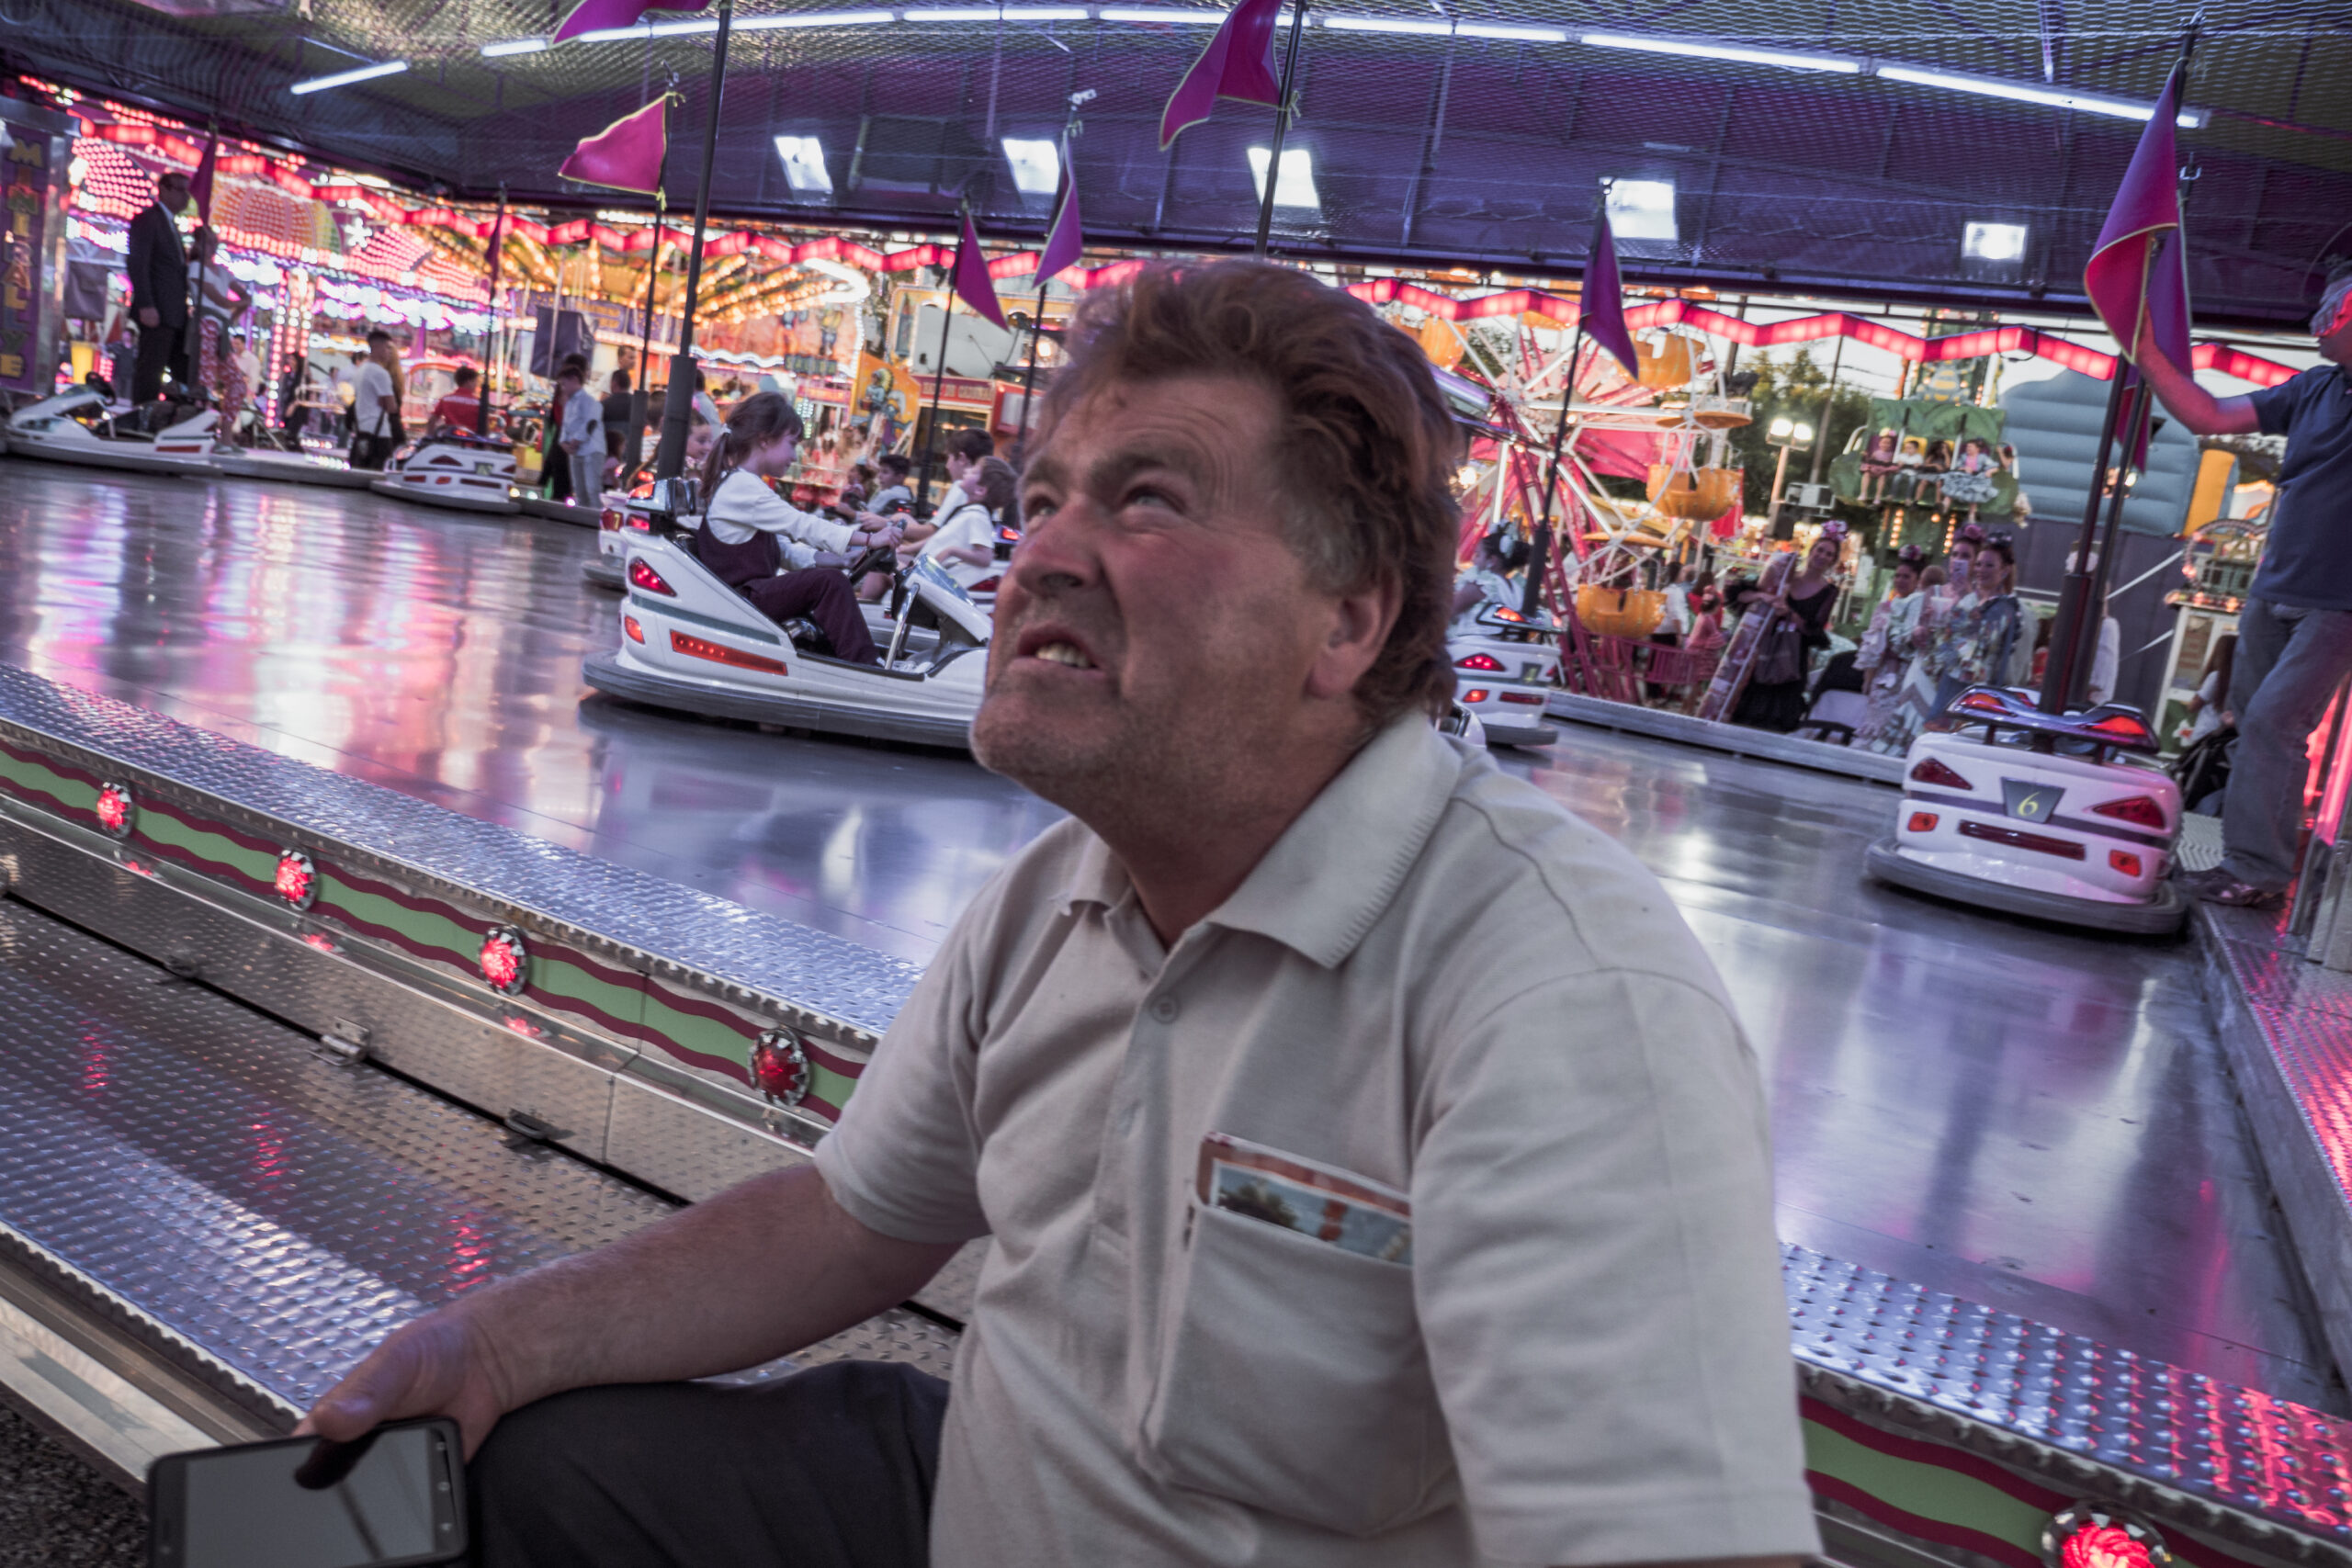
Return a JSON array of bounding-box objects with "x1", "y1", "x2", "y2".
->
[
  {"x1": 585, "y1": 490, "x2": 654, "y2": 591},
  {"x1": 368, "y1": 435, "x2": 521, "y2": 515},
  {"x1": 211, "y1": 434, "x2": 376, "y2": 489},
  {"x1": 1863, "y1": 685, "x2": 2185, "y2": 935},
  {"x1": 1449, "y1": 603, "x2": 1560, "y2": 748},
  {"x1": 583, "y1": 531, "x2": 988, "y2": 751},
  {"x1": 3, "y1": 389, "x2": 219, "y2": 477},
  {"x1": 520, "y1": 492, "x2": 603, "y2": 527}
]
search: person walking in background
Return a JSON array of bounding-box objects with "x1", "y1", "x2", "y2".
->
[
  {"x1": 334, "y1": 350, "x2": 365, "y2": 442},
  {"x1": 602, "y1": 367, "x2": 635, "y2": 473},
  {"x1": 2132, "y1": 266, "x2": 2352, "y2": 907},
  {"x1": 558, "y1": 360, "x2": 605, "y2": 508},
  {"x1": 347, "y1": 330, "x2": 402, "y2": 471},
  {"x1": 125, "y1": 169, "x2": 194, "y2": 403}
]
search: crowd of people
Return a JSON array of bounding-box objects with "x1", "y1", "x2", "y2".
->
[{"x1": 1847, "y1": 524, "x2": 2029, "y2": 752}]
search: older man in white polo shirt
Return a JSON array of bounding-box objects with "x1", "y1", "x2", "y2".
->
[{"x1": 300, "y1": 261, "x2": 1816, "y2": 1568}]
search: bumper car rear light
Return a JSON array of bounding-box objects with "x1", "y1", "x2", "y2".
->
[
  {"x1": 1498, "y1": 691, "x2": 1544, "y2": 705},
  {"x1": 1909, "y1": 756, "x2": 1973, "y2": 789},
  {"x1": 1455, "y1": 652, "x2": 1504, "y2": 671},
  {"x1": 628, "y1": 558, "x2": 675, "y2": 595},
  {"x1": 1462, "y1": 688, "x2": 1490, "y2": 704},
  {"x1": 2109, "y1": 849, "x2": 2143, "y2": 877},
  {"x1": 2088, "y1": 794, "x2": 2166, "y2": 829},
  {"x1": 1959, "y1": 820, "x2": 2085, "y2": 860},
  {"x1": 672, "y1": 630, "x2": 789, "y2": 676},
  {"x1": 624, "y1": 615, "x2": 645, "y2": 644},
  {"x1": 1906, "y1": 812, "x2": 1939, "y2": 834}
]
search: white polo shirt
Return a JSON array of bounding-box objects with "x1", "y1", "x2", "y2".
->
[{"x1": 816, "y1": 715, "x2": 1816, "y2": 1568}]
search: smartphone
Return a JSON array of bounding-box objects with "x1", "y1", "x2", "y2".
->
[{"x1": 148, "y1": 1417, "x2": 466, "y2": 1568}]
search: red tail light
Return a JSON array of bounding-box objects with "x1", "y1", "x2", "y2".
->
[
  {"x1": 672, "y1": 630, "x2": 788, "y2": 676},
  {"x1": 600, "y1": 508, "x2": 624, "y2": 532},
  {"x1": 1456, "y1": 652, "x2": 1505, "y2": 671},
  {"x1": 1906, "y1": 812, "x2": 1939, "y2": 833},
  {"x1": 2086, "y1": 713, "x2": 2154, "y2": 747},
  {"x1": 1493, "y1": 607, "x2": 1526, "y2": 623},
  {"x1": 626, "y1": 513, "x2": 652, "y2": 532},
  {"x1": 1957, "y1": 690, "x2": 2012, "y2": 716},
  {"x1": 2109, "y1": 850, "x2": 2143, "y2": 877},
  {"x1": 967, "y1": 577, "x2": 1001, "y2": 594},
  {"x1": 1498, "y1": 691, "x2": 1544, "y2": 705},
  {"x1": 1462, "y1": 688, "x2": 1490, "y2": 704},
  {"x1": 1959, "y1": 820, "x2": 2086, "y2": 860},
  {"x1": 2089, "y1": 795, "x2": 2166, "y2": 829},
  {"x1": 1909, "y1": 756, "x2": 1973, "y2": 790},
  {"x1": 624, "y1": 615, "x2": 645, "y2": 644},
  {"x1": 628, "y1": 558, "x2": 674, "y2": 595}
]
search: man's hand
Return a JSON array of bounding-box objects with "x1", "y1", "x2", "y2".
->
[
  {"x1": 139, "y1": 307, "x2": 160, "y2": 329},
  {"x1": 297, "y1": 1303, "x2": 516, "y2": 1460},
  {"x1": 562, "y1": 439, "x2": 581, "y2": 455}
]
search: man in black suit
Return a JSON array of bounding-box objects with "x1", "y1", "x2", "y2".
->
[{"x1": 126, "y1": 169, "x2": 194, "y2": 403}]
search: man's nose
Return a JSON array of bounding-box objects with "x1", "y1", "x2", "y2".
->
[{"x1": 1007, "y1": 500, "x2": 1101, "y2": 597}]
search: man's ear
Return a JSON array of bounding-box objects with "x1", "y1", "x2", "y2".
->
[{"x1": 1305, "y1": 577, "x2": 1402, "y2": 703}]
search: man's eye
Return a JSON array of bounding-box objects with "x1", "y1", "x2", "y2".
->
[
  {"x1": 1024, "y1": 494, "x2": 1058, "y2": 519},
  {"x1": 1125, "y1": 486, "x2": 1178, "y2": 512}
]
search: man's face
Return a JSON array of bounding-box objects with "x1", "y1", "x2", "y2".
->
[
  {"x1": 158, "y1": 176, "x2": 191, "y2": 214},
  {"x1": 2315, "y1": 292, "x2": 2352, "y2": 367},
  {"x1": 975, "y1": 374, "x2": 1354, "y2": 809}
]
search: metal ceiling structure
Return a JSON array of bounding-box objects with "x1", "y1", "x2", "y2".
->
[{"x1": 5, "y1": 0, "x2": 2346, "y2": 328}]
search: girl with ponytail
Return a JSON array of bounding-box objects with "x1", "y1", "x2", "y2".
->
[{"x1": 694, "y1": 391, "x2": 900, "y2": 664}]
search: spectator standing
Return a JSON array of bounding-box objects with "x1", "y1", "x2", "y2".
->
[
  {"x1": 278, "y1": 359, "x2": 312, "y2": 440},
  {"x1": 602, "y1": 367, "x2": 635, "y2": 469},
  {"x1": 2133, "y1": 268, "x2": 2352, "y2": 906},
  {"x1": 347, "y1": 330, "x2": 402, "y2": 470},
  {"x1": 334, "y1": 351, "x2": 366, "y2": 441},
  {"x1": 558, "y1": 361, "x2": 605, "y2": 507},
  {"x1": 189, "y1": 230, "x2": 251, "y2": 422},
  {"x1": 125, "y1": 169, "x2": 193, "y2": 403},
  {"x1": 2180, "y1": 635, "x2": 2238, "y2": 747}
]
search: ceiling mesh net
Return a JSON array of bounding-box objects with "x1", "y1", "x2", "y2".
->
[{"x1": 6, "y1": 0, "x2": 2346, "y2": 325}]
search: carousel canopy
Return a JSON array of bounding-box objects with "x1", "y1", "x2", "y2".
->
[{"x1": 7, "y1": 0, "x2": 2346, "y2": 329}]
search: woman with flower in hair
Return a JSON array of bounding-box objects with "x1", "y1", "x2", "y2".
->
[
  {"x1": 1856, "y1": 545, "x2": 1928, "y2": 752},
  {"x1": 1727, "y1": 526, "x2": 1844, "y2": 732},
  {"x1": 1933, "y1": 533, "x2": 2024, "y2": 716}
]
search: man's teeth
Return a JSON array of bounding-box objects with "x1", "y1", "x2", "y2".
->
[{"x1": 1035, "y1": 642, "x2": 1095, "y2": 669}]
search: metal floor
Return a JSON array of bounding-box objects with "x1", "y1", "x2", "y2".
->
[{"x1": 0, "y1": 455, "x2": 2335, "y2": 1412}]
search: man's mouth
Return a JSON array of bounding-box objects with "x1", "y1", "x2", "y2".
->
[{"x1": 1032, "y1": 641, "x2": 1096, "y2": 670}]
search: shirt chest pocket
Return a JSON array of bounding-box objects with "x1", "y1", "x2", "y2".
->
[{"x1": 1137, "y1": 1199, "x2": 1449, "y2": 1536}]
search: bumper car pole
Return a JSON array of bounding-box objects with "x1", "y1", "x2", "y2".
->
[{"x1": 650, "y1": 0, "x2": 734, "y2": 485}]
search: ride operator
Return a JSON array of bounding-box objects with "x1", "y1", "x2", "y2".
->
[
  {"x1": 300, "y1": 262, "x2": 1817, "y2": 1568},
  {"x1": 125, "y1": 168, "x2": 194, "y2": 404},
  {"x1": 2135, "y1": 266, "x2": 2352, "y2": 908}
]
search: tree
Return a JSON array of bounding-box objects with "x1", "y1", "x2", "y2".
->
[{"x1": 1724, "y1": 348, "x2": 1875, "y2": 521}]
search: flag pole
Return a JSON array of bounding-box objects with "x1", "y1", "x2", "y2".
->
[
  {"x1": 1250, "y1": 0, "x2": 1308, "y2": 260},
  {"x1": 475, "y1": 183, "x2": 508, "y2": 437},
  {"x1": 1018, "y1": 96, "x2": 1089, "y2": 453},
  {"x1": 651, "y1": 0, "x2": 733, "y2": 483},
  {"x1": 916, "y1": 230, "x2": 962, "y2": 513},
  {"x1": 1521, "y1": 314, "x2": 1586, "y2": 618},
  {"x1": 629, "y1": 186, "x2": 666, "y2": 478},
  {"x1": 2040, "y1": 17, "x2": 2198, "y2": 716},
  {"x1": 184, "y1": 119, "x2": 216, "y2": 403}
]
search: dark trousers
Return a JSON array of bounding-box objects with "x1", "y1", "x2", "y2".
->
[
  {"x1": 131, "y1": 320, "x2": 187, "y2": 404},
  {"x1": 469, "y1": 1361, "x2": 948, "y2": 1568},
  {"x1": 2222, "y1": 597, "x2": 2352, "y2": 889},
  {"x1": 746, "y1": 570, "x2": 881, "y2": 664}
]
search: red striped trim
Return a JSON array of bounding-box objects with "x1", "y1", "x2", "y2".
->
[
  {"x1": 1807, "y1": 1470, "x2": 2042, "y2": 1568},
  {"x1": 643, "y1": 977, "x2": 871, "y2": 1077},
  {"x1": 1804, "y1": 1396, "x2": 2070, "y2": 1515}
]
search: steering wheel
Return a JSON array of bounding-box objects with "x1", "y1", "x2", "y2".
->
[{"x1": 846, "y1": 542, "x2": 899, "y2": 582}]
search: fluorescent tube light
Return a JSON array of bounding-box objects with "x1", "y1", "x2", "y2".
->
[
  {"x1": 1875, "y1": 63, "x2": 2208, "y2": 127},
  {"x1": 289, "y1": 60, "x2": 409, "y2": 94},
  {"x1": 1606, "y1": 177, "x2": 1677, "y2": 241},
  {"x1": 1324, "y1": 14, "x2": 1452, "y2": 33},
  {"x1": 1581, "y1": 30, "x2": 1860, "y2": 73},
  {"x1": 905, "y1": 4, "x2": 1086, "y2": 16},
  {"x1": 480, "y1": 37, "x2": 549, "y2": 56},
  {"x1": 1962, "y1": 220, "x2": 2028, "y2": 262},
  {"x1": 1247, "y1": 145, "x2": 1319, "y2": 209},
  {"x1": 737, "y1": 8, "x2": 892, "y2": 25},
  {"x1": 645, "y1": 17, "x2": 722, "y2": 33},
  {"x1": 1098, "y1": 6, "x2": 1226, "y2": 17},
  {"x1": 1456, "y1": 21, "x2": 1567, "y2": 39},
  {"x1": 775, "y1": 135, "x2": 834, "y2": 193},
  {"x1": 1001, "y1": 136, "x2": 1060, "y2": 195}
]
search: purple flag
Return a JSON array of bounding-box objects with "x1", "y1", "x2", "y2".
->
[
  {"x1": 1580, "y1": 208, "x2": 1643, "y2": 382},
  {"x1": 551, "y1": 0, "x2": 708, "y2": 44},
  {"x1": 1159, "y1": 0, "x2": 1284, "y2": 150},
  {"x1": 2085, "y1": 62, "x2": 2188, "y2": 366},
  {"x1": 954, "y1": 214, "x2": 1008, "y2": 330},
  {"x1": 559, "y1": 99, "x2": 667, "y2": 194},
  {"x1": 1038, "y1": 136, "x2": 1085, "y2": 281}
]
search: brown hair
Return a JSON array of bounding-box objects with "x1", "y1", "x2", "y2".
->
[
  {"x1": 699, "y1": 389, "x2": 804, "y2": 498},
  {"x1": 1036, "y1": 261, "x2": 1464, "y2": 724},
  {"x1": 944, "y1": 426, "x2": 995, "y2": 464},
  {"x1": 970, "y1": 455, "x2": 1018, "y2": 522}
]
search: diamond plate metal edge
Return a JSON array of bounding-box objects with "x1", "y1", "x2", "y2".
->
[
  {"x1": 1786, "y1": 1245, "x2": 2352, "y2": 1563},
  {"x1": 0, "y1": 662, "x2": 920, "y2": 1046}
]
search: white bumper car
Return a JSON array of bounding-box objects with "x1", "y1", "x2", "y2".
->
[
  {"x1": 585, "y1": 491, "x2": 652, "y2": 591},
  {"x1": 1863, "y1": 684, "x2": 2186, "y2": 935},
  {"x1": 1449, "y1": 603, "x2": 1560, "y2": 748},
  {"x1": 212, "y1": 434, "x2": 377, "y2": 489},
  {"x1": 4, "y1": 389, "x2": 219, "y2": 477},
  {"x1": 583, "y1": 534, "x2": 988, "y2": 751},
  {"x1": 368, "y1": 435, "x2": 520, "y2": 515}
]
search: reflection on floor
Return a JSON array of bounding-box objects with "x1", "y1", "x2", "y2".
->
[{"x1": 0, "y1": 456, "x2": 2335, "y2": 1410}]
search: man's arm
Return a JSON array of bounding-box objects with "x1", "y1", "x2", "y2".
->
[
  {"x1": 298, "y1": 1163, "x2": 956, "y2": 1457},
  {"x1": 2132, "y1": 321, "x2": 2260, "y2": 435}
]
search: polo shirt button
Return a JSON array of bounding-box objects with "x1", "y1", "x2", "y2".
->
[{"x1": 1150, "y1": 995, "x2": 1179, "y2": 1023}]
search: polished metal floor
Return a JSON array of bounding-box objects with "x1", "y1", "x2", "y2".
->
[{"x1": 0, "y1": 455, "x2": 2335, "y2": 1409}]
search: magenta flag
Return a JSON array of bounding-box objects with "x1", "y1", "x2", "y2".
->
[
  {"x1": 1580, "y1": 209, "x2": 1643, "y2": 382},
  {"x1": 1038, "y1": 137, "x2": 1085, "y2": 281},
  {"x1": 188, "y1": 135, "x2": 218, "y2": 225},
  {"x1": 1159, "y1": 0, "x2": 1284, "y2": 150},
  {"x1": 954, "y1": 214, "x2": 1008, "y2": 330},
  {"x1": 551, "y1": 0, "x2": 708, "y2": 44},
  {"x1": 560, "y1": 99, "x2": 668, "y2": 194},
  {"x1": 2085, "y1": 62, "x2": 2188, "y2": 365}
]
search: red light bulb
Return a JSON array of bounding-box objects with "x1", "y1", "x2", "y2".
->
[
  {"x1": 94, "y1": 783, "x2": 134, "y2": 839},
  {"x1": 479, "y1": 927, "x2": 528, "y2": 996},
  {"x1": 751, "y1": 1029, "x2": 811, "y2": 1110}
]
